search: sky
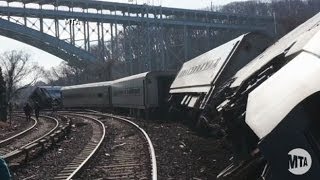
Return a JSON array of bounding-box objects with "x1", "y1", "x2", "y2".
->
[{"x1": 0, "y1": 0, "x2": 249, "y2": 71}]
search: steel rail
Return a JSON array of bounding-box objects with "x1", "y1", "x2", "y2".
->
[
  {"x1": 106, "y1": 114, "x2": 158, "y2": 180},
  {"x1": 54, "y1": 113, "x2": 105, "y2": 180},
  {"x1": 0, "y1": 116, "x2": 37, "y2": 145},
  {"x1": 75, "y1": 111, "x2": 158, "y2": 180},
  {"x1": 1, "y1": 115, "x2": 60, "y2": 163},
  {"x1": 18, "y1": 115, "x2": 59, "y2": 150},
  {"x1": 57, "y1": 111, "x2": 157, "y2": 180}
]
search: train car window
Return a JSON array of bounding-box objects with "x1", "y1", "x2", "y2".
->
[{"x1": 97, "y1": 93, "x2": 103, "y2": 98}]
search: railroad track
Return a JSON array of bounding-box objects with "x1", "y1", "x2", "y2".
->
[
  {"x1": 0, "y1": 115, "x2": 59, "y2": 161},
  {"x1": 0, "y1": 116, "x2": 35, "y2": 142},
  {"x1": 0, "y1": 116, "x2": 37, "y2": 146},
  {"x1": 0, "y1": 115, "x2": 58, "y2": 156},
  {"x1": 6, "y1": 111, "x2": 156, "y2": 179},
  {"x1": 58, "y1": 111, "x2": 157, "y2": 180},
  {"x1": 53, "y1": 113, "x2": 106, "y2": 180},
  {"x1": 98, "y1": 114, "x2": 157, "y2": 180}
]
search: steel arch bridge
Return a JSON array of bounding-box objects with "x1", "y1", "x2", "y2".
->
[{"x1": 0, "y1": 0, "x2": 275, "y2": 71}]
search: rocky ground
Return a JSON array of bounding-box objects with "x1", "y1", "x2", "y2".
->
[
  {"x1": 0, "y1": 116, "x2": 33, "y2": 141},
  {"x1": 75, "y1": 117, "x2": 150, "y2": 179},
  {"x1": 127, "y1": 117, "x2": 233, "y2": 180}
]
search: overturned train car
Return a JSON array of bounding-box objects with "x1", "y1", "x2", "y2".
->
[
  {"x1": 214, "y1": 12, "x2": 320, "y2": 180},
  {"x1": 29, "y1": 86, "x2": 62, "y2": 108},
  {"x1": 168, "y1": 32, "x2": 272, "y2": 130}
]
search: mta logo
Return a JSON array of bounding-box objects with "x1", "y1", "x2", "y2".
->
[
  {"x1": 289, "y1": 154, "x2": 308, "y2": 169},
  {"x1": 288, "y1": 148, "x2": 312, "y2": 175}
]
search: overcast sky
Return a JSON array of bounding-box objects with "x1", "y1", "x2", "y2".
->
[{"x1": 0, "y1": 0, "x2": 249, "y2": 70}]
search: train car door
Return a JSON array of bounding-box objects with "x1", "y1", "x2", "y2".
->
[{"x1": 158, "y1": 76, "x2": 175, "y2": 113}]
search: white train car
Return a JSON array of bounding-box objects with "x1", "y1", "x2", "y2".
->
[
  {"x1": 111, "y1": 71, "x2": 175, "y2": 118},
  {"x1": 61, "y1": 81, "x2": 113, "y2": 109},
  {"x1": 168, "y1": 32, "x2": 272, "y2": 125},
  {"x1": 216, "y1": 12, "x2": 320, "y2": 180}
]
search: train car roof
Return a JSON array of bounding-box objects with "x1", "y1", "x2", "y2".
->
[
  {"x1": 170, "y1": 33, "x2": 253, "y2": 93},
  {"x1": 38, "y1": 86, "x2": 63, "y2": 90},
  {"x1": 230, "y1": 12, "x2": 320, "y2": 88},
  {"x1": 61, "y1": 71, "x2": 175, "y2": 90},
  {"x1": 61, "y1": 81, "x2": 113, "y2": 90},
  {"x1": 246, "y1": 52, "x2": 320, "y2": 139},
  {"x1": 112, "y1": 72, "x2": 149, "y2": 83},
  {"x1": 112, "y1": 71, "x2": 176, "y2": 83},
  {"x1": 242, "y1": 13, "x2": 320, "y2": 139}
]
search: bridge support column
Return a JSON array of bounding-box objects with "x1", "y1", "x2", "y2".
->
[
  {"x1": 184, "y1": 25, "x2": 190, "y2": 61},
  {"x1": 86, "y1": 21, "x2": 90, "y2": 52},
  {"x1": 127, "y1": 23, "x2": 133, "y2": 75},
  {"x1": 55, "y1": 18, "x2": 59, "y2": 38},
  {"x1": 160, "y1": 8, "x2": 165, "y2": 71},
  {"x1": 146, "y1": 10, "x2": 151, "y2": 71},
  {"x1": 123, "y1": 24, "x2": 130, "y2": 75},
  {"x1": 23, "y1": 3, "x2": 27, "y2": 26},
  {"x1": 206, "y1": 28, "x2": 211, "y2": 51},
  {"x1": 40, "y1": 5, "x2": 43, "y2": 33},
  {"x1": 97, "y1": 21, "x2": 101, "y2": 60},
  {"x1": 83, "y1": 19, "x2": 87, "y2": 51},
  {"x1": 115, "y1": 23, "x2": 118, "y2": 61},
  {"x1": 101, "y1": 22, "x2": 106, "y2": 61},
  {"x1": 110, "y1": 23, "x2": 114, "y2": 60}
]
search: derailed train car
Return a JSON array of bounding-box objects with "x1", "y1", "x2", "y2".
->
[
  {"x1": 61, "y1": 81, "x2": 113, "y2": 109},
  {"x1": 214, "y1": 12, "x2": 320, "y2": 180},
  {"x1": 111, "y1": 71, "x2": 175, "y2": 118},
  {"x1": 168, "y1": 32, "x2": 272, "y2": 130},
  {"x1": 29, "y1": 86, "x2": 62, "y2": 108}
]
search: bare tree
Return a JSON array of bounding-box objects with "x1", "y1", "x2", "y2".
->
[
  {"x1": 43, "y1": 61, "x2": 83, "y2": 86},
  {"x1": 0, "y1": 50, "x2": 41, "y2": 104},
  {"x1": 0, "y1": 67, "x2": 7, "y2": 122}
]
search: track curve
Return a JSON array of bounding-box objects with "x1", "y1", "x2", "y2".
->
[{"x1": 54, "y1": 113, "x2": 106, "y2": 180}]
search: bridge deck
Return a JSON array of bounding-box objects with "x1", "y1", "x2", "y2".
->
[
  {"x1": 0, "y1": 6, "x2": 269, "y2": 31},
  {"x1": 2, "y1": 0, "x2": 273, "y2": 21}
]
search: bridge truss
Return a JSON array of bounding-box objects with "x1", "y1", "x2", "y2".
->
[{"x1": 0, "y1": 0, "x2": 275, "y2": 77}]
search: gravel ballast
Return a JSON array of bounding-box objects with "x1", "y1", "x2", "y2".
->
[
  {"x1": 127, "y1": 117, "x2": 233, "y2": 179},
  {"x1": 11, "y1": 117, "x2": 93, "y2": 180},
  {"x1": 77, "y1": 113, "x2": 233, "y2": 179},
  {"x1": 0, "y1": 116, "x2": 34, "y2": 141},
  {"x1": 75, "y1": 116, "x2": 152, "y2": 179}
]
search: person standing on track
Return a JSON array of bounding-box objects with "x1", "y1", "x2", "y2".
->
[
  {"x1": 34, "y1": 102, "x2": 40, "y2": 120},
  {"x1": 23, "y1": 103, "x2": 32, "y2": 121}
]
